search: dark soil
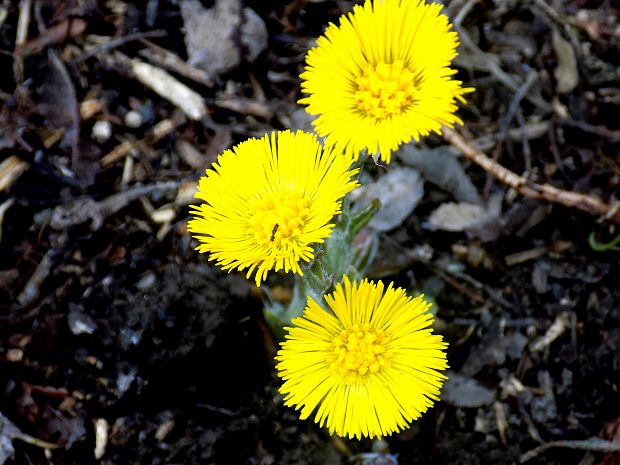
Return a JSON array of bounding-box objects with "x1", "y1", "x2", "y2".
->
[{"x1": 1, "y1": 1, "x2": 619, "y2": 464}]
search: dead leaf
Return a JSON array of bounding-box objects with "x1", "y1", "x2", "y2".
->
[
  {"x1": 462, "y1": 331, "x2": 529, "y2": 376},
  {"x1": 428, "y1": 203, "x2": 485, "y2": 231},
  {"x1": 241, "y1": 7, "x2": 268, "y2": 63},
  {"x1": 442, "y1": 371, "x2": 496, "y2": 408},
  {"x1": 0, "y1": 414, "x2": 17, "y2": 465},
  {"x1": 352, "y1": 167, "x2": 424, "y2": 232},
  {"x1": 41, "y1": 405, "x2": 86, "y2": 447},
  {"x1": 37, "y1": 50, "x2": 80, "y2": 143},
  {"x1": 427, "y1": 194, "x2": 503, "y2": 241},
  {"x1": 0, "y1": 412, "x2": 59, "y2": 459},
  {"x1": 552, "y1": 29, "x2": 579, "y2": 94},
  {"x1": 180, "y1": 0, "x2": 267, "y2": 78},
  {"x1": 398, "y1": 145, "x2": 482, "y2": 204}
]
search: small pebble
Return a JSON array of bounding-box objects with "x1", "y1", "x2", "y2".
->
[
  {"x1": 68, "y1": 306, "x2": 98, "y2": 335},
  {"x1": 124, "y1": 110, "x2": 143, "y2": 128},
  {"x1": 6, "y1": 348, "x2": 23, "y2": 362},
  {"x1": 92, "y1": 120, "x2": 112, "y2": 143},
  {"x1": 136, "y1": 271, "x2": 157, "y2": 290},
  {"x1": 117, "y1": 369, "x2": 136, "y2": 394}
]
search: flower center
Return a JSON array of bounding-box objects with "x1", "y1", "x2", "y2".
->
[
  {"x1": 354, "y1": 60, "x2": 417, "y2": 120},
  {"x1": 329, "y1": 324, "x2": 391, "y2": 385},
  {"x1": 248, "y1": 191, "x2": 311, "y2": 248}
]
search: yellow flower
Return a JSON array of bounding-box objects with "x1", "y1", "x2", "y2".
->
[
  {"x1": 276, "y1": 276, "x2": 448, "y2": 439},
  {"x1": 188, "y1": 131, "x2": 359, "y2": 287},
  {"x1": 300, "y1": 0, "x2": 472, "y2": 163}
]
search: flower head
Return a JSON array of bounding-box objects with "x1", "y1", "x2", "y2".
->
[
  {"x1": 276, "y1": 276, "x2": 448, "y2": 439},
  {"x1": 300, "y1": 0, "x2": 472, "y2": 163},
  {"x1": 188, "y1": 131, "x2": 359, "y2": 286}
]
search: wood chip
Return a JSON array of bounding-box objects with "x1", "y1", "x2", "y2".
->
[
  {"x1": 552, "y1": 29, "x2": 579, "y2": 94},
  {"x1": 6, "y1": 348, "x2": 23, "y2": 362},
  {"x1": 0, "y1": 198, "x2": 14, "y2": 246},
  {"x1": 94, "y1": 418, "x2": 108, "y2": 460},
  {"x1": 15, "y1": 0, "x2": 31, "y2": 46},
  {"x1": 150, "y1": 207, "x2": 175, "y2": 224},
  {"x1": 16, "y1": 249, "x2": 55, "y2": 307},
  {"x1": 80, "y1": 98, "x2": 105, "y2": 120},
  {"x1": 175, "y1": 180, "x2": 198, "y2": 205},
  {"x1": 530, "y1": 312, "x2": 572, "y2": 352},
  {"x1": 155, "y1": 419, "x2": 175, "y2": 442},
  {"x1": 504, "y1": 247, "x2": 548, "y2": 266},
  {"x1": 0, "y1": 156, "x2": 29, "y2": 192},
  {"x1": 139, "y1": 41, "x2": 213, "y2": 88},
  {"x1": 494, "y1": 401, "x2": 509, "y2": 445},
  {"x1": 127, "y1": 57, "x2": 207, "y2": 121}
]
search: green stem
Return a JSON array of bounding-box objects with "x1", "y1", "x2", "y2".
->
[
  {"x1": 263, "y1": 153, "x2": 382, "y2": 331},
  {"x1": 589, "y1": 231, "x2": 620, "y2": 252},
  {"x1": 350, "y1": 198, "x2": 381, "y2": 237}
]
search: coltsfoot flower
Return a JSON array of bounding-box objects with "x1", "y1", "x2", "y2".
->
[
  {"x1": 188, "y1": 131, "x2": 359, "y2": 286},
  {"x1": 276, "y1": 276, "x2": 448, "y2": 439},
  {"x1": 300, "y1": 0, "x2": 472, "y2": 163}
]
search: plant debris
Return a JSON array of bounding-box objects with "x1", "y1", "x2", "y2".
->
[{"x1": 0, "y1": 0, "x2": 619, "y2": 464}]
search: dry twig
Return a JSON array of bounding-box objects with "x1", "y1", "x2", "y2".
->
[
  {"x1": 520, "y1": 437, "x2": 620, "y2": 463},
  {"x1": 442, "y1": 127, "x2": 620, "y2": 223},
  {"x1": 72, "y1": 30, "x2": 167, "y2": 63},
  {"x1": 48, "y1": 181, "x2": 180, "y2": 231},
  {"x1": 101, "y1": 114, "x2": 185, "y2": 167}
]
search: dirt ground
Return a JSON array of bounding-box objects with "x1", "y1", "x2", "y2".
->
[{"x1": 1, "y1": 0, "x2": 619, "y2": 464}]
